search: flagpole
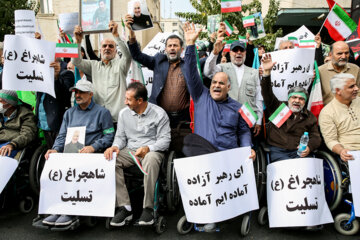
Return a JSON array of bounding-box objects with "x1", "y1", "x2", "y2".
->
[{"x1": 318, "y1": 4, "x2": 335, "y2": 34}]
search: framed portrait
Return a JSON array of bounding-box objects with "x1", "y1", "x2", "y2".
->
[
  {"x1": 64, "y1": 126, "x2": 86, "y2": 153},
  {"x1": 127, "y1": 0, "x2": 154, "y2": 31},
  {"x1": 79, "y1": 0, "x2": 112, "y2": 34}
]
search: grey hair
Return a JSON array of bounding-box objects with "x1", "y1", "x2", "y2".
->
[
  {"x1": 330, "y1": 73, "x2": 355, "y2": 93},
  {"x1": 279, "y1": 40, "x2": 294, "y2": 50}
]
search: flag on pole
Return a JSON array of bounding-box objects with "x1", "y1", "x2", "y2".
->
[
  {"x1": 269, "y1": 103, "x2": 292, "y2": 128},
  {"x1": 224, "y1": 20, "x2": 234, "y2": 36},
  {"x1": 121, "y1": 18, "x2": 127, "y2": 41},
  {"x1": 221, "y1": 0, "x2": 242, "y2": 13},
  {"x1": 239, "y1": 102, "x2": 258, "y2": 128},
  {"x1": 223, "y1": 40, "x2": 235, "y2": 52},
  {"x1": 55, "y1": 43, "x2": 79, "y2": 58},
  {"x1": 242, "y1": 15, "x2": 255, "y2": 28},
  {"x1": 324, "y1": 4, "x2": 357, "y2": 41},
  {"x1": 307, "y1": 61, "x2": 323, "y2": 120}
]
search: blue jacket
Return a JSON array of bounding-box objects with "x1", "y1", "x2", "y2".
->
[
  {"x1": 184, "y1": 45, "x2": 252, "y2": 150},
  {"x1": 128, "y1": 42, "x2": 190, "y2": 105}
]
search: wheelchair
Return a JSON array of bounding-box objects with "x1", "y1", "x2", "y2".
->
[
  {"x1": 105, "y1": 150, "x2": 179, "y2": 234},
  {"x1": 0, "y1": 143, "x2": 39, "y2": 215}
]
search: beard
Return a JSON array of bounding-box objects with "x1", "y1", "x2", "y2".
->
[{"x1": 166, "y1": 51, "x2": 181, "y2": 62}]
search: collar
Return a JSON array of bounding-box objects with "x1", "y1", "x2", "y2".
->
[
  {"x1": 101, "y1": 58, "x2": 115, "y2": 66},
  {"x1": 77, "y1": 99, "x2": 94, "y2": 111},
  {"x1": 327, "y1": 61, "x2": 350, "y2": 72},
  {"x1": 231, "y1": 63, "x2": 244, "y2": 70},
  {"x1": 130, "y1": 102, "x2": 150, "y2": 116},
  {"x1": 333, "y1": 97, "x2": 358, "y2": 109}
]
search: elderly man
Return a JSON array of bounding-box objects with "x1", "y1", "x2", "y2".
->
[
  {"x1": 204, "y1": 24, "x2": 263, "y2": 136},
  {"x1": 130, "y1": 0, "x2": 153, "y2": 31},
  {"x1": 319, "y1": 41, "x2": 360, "y2": 105},
  {"x1": 0, "y1": 90, "x2": 37, "y2": 158},
  {"x1": 43, "y1": 79, "x2": 115, "y2": 227},
  {"x1": 319, "y1": 73, "x2": 360, "y2": 161},
  {"x1": 104, "y1": 82, "x2": 170, "y2": 227},
  {"x1": 72, "y1": 20, "x2": 131, "y2": 122},
  {"x1": 125, "y1": 15, "x2": 190, "y2": 128},
  {"x1": 261, "y1": 54, "x2": 321, "y2": 162}
]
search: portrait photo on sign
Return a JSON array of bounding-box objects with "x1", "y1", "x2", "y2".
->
[
  {"x1": 64, "y1": 126, "x2": 86, "y2": 153},
  {"x1": 127, "y1": 0, "x2": 154, "y2": 31},
  {"x1": 80, "y1": 0, "x2": 112, "y2": 33}
]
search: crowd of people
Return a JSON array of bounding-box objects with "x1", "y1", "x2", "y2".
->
[{"x1": 0, "y1": 14, "x2": 359, "y2": 231}]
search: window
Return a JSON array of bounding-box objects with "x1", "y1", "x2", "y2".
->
[
  {"x1": 172, "y1": 22, "x2": 177, "y2": 26},
  {"x1": 40, "y1": 0, "x2": 53, "y2": 14}
]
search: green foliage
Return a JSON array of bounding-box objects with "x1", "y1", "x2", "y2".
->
[
  {"x1": 175, "y1": 0, "x2": 283, "y2": 51},
  {"x1": 0, "y1": 0, "x2": 40, "y2": 42}
]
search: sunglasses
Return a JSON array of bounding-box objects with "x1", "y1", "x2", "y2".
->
[{"x1": 102, "y1": 44, "x2": 115, "y2": 49}]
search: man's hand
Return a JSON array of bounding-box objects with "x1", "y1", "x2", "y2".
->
[
  {"x1": 73, "y1": 25, "x2": 83, "y2": 44},
  {"x1": 315, "y1": 33, "x2": 321, "y2": 48},
  {"x1": 79, "y1": 146, "x2": 95, "y2": 153},
  {"x1": 209, "y1": 32, "x2": 216, "y2": 43},
  {"x1": 35, "y1": 32, "x2": 41, "y2": 40},
  {"x1": 109, "y1": 20, "x2": 119, "y2": 37},
  {"x1": 182, "y1": 22, "x2": 202, "y2": 46},
  {"x1": 249, "y1": 149, "x2": 256, "y2": 161},
  {"x1": 45, "y1": 149, "x2": 58, "y2": 160},
  {"x1": 50, "y1": 61, "x2": 61, "y2": 80},
  {"x1": 261, "y1": 53, "x2": 276, "y2": 75},
  {"x1": 104, "y1": 146, "x2": 120, "y2": 160},
  {"x1": 213, "y1": 31, "x2": 225, "y2": 55},
  {"x1": 246, "y1": 31, "x2": 253, "y2": 45},
  {"x1": 135, "y1": 146, "x2": 150, "y2": 159},
  {"x1": 253, "y1": 124, "x2": 261, "y2": 137},
  {"x1": 0, "y1": 144, "x2": 13, "y2": 156},
  {"x1": 259, "y1": 66, "x2": 264, "y2": 77},
  {"x1": 340, "y1": 149, "x2": 354, "y2": 161},
  {"x1": 299, "y1": 146, "x2": 310, "y2": 158}
]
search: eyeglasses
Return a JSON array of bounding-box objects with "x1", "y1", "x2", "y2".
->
[
  {"x1": 102, "y1": 44, "x2": 115, "y2": 49},
  {"x1": 231, "y1": 48, "x2": 245, "y2": 53}
]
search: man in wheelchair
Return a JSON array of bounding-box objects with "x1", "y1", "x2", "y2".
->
[
  {"x1": 260, "y1": 54, "x2": 322, "y2": 162},
  {"x1": 0, "y1": 89, "x2": 37, "y2": 158},
  {"x1": 42, "y1": 79, "x2": 115, "y2": 227},
  {"x1": 104, "y1": 82, "x2": 171, "y2": 227},
  {"x1": 319, "y1": 73, "x2": 359, "y2": 162}
]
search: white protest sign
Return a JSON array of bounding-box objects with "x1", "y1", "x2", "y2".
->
[
  {"x1": 174, "y1": 147, "x2": 259, "y2": 224},
  {"x1": 0, "y1": 156, "x2": 19, "y2": 194},
  {"x1": 3, "y1": 35, "x2": 56, "y2": 97},
  {"x1": 267, "y1": 158, "x2": 333, "y2": 228},
  {"x1": 59, "y1": 12, "x2": 79, "y2": 35},
  {"x1": 39, "y1": 153, "x2": 116, "y2": 217},
  {"x1": 15, "y1": 10, "x2": 35, "y2": 38},
  {"x1": 348, "y1": 151, "x2": 360, "y2": 217},
  {"x1": 268, "y1": 48, "x2": 315, "y2": 101},
  {"x1": 275, "y1": 25, "x2": 315, "y2": 50}
]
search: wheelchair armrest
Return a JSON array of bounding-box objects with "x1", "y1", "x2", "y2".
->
[{"x1": 259, "y1": 141, "x2": 271, "y2": 153}]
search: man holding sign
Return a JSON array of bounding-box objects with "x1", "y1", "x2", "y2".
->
[{"x1": 261, "y1": 54, "x2": 321, "y2": 162}]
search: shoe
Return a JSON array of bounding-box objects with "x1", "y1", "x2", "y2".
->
[
  {"x1": 204, "y1": 223, "x2": 216, "y2": 232},
  {"x1": 138, "y1": 208, "x2": 154, "y2": 225},
  {"x1": 110, "y1": 206, "x2": 133, "y2": 227},
  {"x1": 42, "y1": 214, "x2": 60, "y2": 226},
  {"x1": 54, "y1": 215, "x2": 77, "y2": 226}
]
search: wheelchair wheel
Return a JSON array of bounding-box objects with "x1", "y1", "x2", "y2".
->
[
  {"x1": 155, "y1": 216, "x2": 166, "y2": 234},
  {"x1": 255, "y1": 147, "x2": 266, "y2": 202},
  {"x1": 177, "y1": 215, "x2": 193, "y2": 235},
  {"x1": 240, "y1": 214, "x2": 250, "y2": 236},
  {"x1": 166, "y1": 151, "x2": 180, "y2": 212},
  {"x1": 258, "y1": 206, "x2": 268, "y2": 226},
  {"x1": 29, "y1": 144, "x2": 47, "y2": 195},
  {"x1": 334, "y1": 213, "x2": 360, "y2": 236},
  {"x1": 18, "y1": 196, "x2": 34, "y2": 213}
]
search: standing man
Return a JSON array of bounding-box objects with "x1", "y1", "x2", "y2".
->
[
  {"x1": 319, "y1": 41, "x2": 360, "y2": 105},
  {"x1": 72, "y1": 20, "x2": 131, "y2": 123}
]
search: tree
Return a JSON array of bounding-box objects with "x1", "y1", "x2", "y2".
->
[
  {"x1": 176, "y1": 0, "x2": 283, "y2": 51},
  {"x1": 0, "y1": 0, "x2": 39, "y2": 42}
]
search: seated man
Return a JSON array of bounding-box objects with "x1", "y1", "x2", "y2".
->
[
  {"x1": 104, "y1": 82, "x2": 171, "y2": 227},
  {"x1": 0, "y1": 90, "x2": 37, "y2": 158},
  {"x1": 43, "y1": 79, "x2": 115, "y2": 227},
  {"x1": 319, "y1": 73, "x2": 360, "y2": 161},
  {"x1": 261, "y1": 54, "x2": 321, "y2": 162}
]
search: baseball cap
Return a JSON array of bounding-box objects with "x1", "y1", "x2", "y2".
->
[
  {"x1": 230, "y1": 41, "x2": 246, "y2": 51},
  {"x1": 69, "y1": 79, "x2": 94, "y2": 92}
]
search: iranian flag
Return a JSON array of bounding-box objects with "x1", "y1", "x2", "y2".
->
[
  {"x1": 239, "y1": 102, "x2": 258, "y2": 128},
  {"x1": 224, "y1": 20, "x2": 234, "y2": 36},
  {"x1": 238, "y1": 35, "x2": 247, "y2": 47},
  {"x1": 221, "y1": 0, "x2": 242, "y2": 13},
  {"x1": 223, "y1": 40, "x2": 235, "y2": 52},
  {"x1": 287, "y1": 36, "x2": 299, "y2": 47},
  {"x1": 299, "y1": 39, "x2": 316, "y2": 48},
  {"x1": 55, "y1": 43, "x2": 79, "y2": 58},
  {"x1": 324, "y1": 3, "x2": 357, "y2": 41},
  {"x1": 242, "y1": 15, "x2": 255, "y2": 28},
  {"x1": 307, "y1": 61, "x2": 323, "y2": 120},
  {"x1": 269, "y1": 103, "x2": 292, "y2": 128}
]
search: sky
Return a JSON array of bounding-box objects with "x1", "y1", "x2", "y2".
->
[{"x1": 161, "y1": 0, "x2": 196, "y2": 19}]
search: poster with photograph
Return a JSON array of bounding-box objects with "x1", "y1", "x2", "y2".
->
[
  {"x1": 245, "y1": 12, "x2": 265, "y2": 40},
  {"x1": 80, "y1": 0, "x2": 112, "y2": 33},
  {"x1": 64, "y1": 126, "x2": 86, "y2": 153},
  {"x1": 207, "y1": 15, "x2": 221, "y2": 34},
  {"x1": 127, "y1": 0, "x2": 153, "y2": 31}
]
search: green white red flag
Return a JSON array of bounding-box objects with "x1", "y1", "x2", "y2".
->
[
  {"x1": 269, "y1": 103, "x2": 292, "y2": 128},
  {"x1": 224, "y1": 20, "x2": 234, "y2": 36},
  {"x1": 221, "y1": 0, "x2": 242, "y2": 13},
  {"x1": 55, "y1": 43, "x2": 79, "y2": 58},
  {"x1": 299, "y1": 39, "x2": 316, "y2": 48},
  {"x1": 242, "y1": 15, "x2": 255, "y2": 28},
  {"x1": 129, "y1": 152, "x2": 148, "y2": 175},
  {"x1": 223, "y1": 40, "x2": 235, "y2": 52},
  {"x1": 324, "y1": 3, "x2": 357, "y2": 41},
  {"x1": 239, "y1": 102, "x2": 258, "y2": 128},
  {"x1": 307, "y1": 61, "x2": 323, "y2": 120},
  {"x1": 287, "y1": 36, "x2": 299, "y2": 47}
]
